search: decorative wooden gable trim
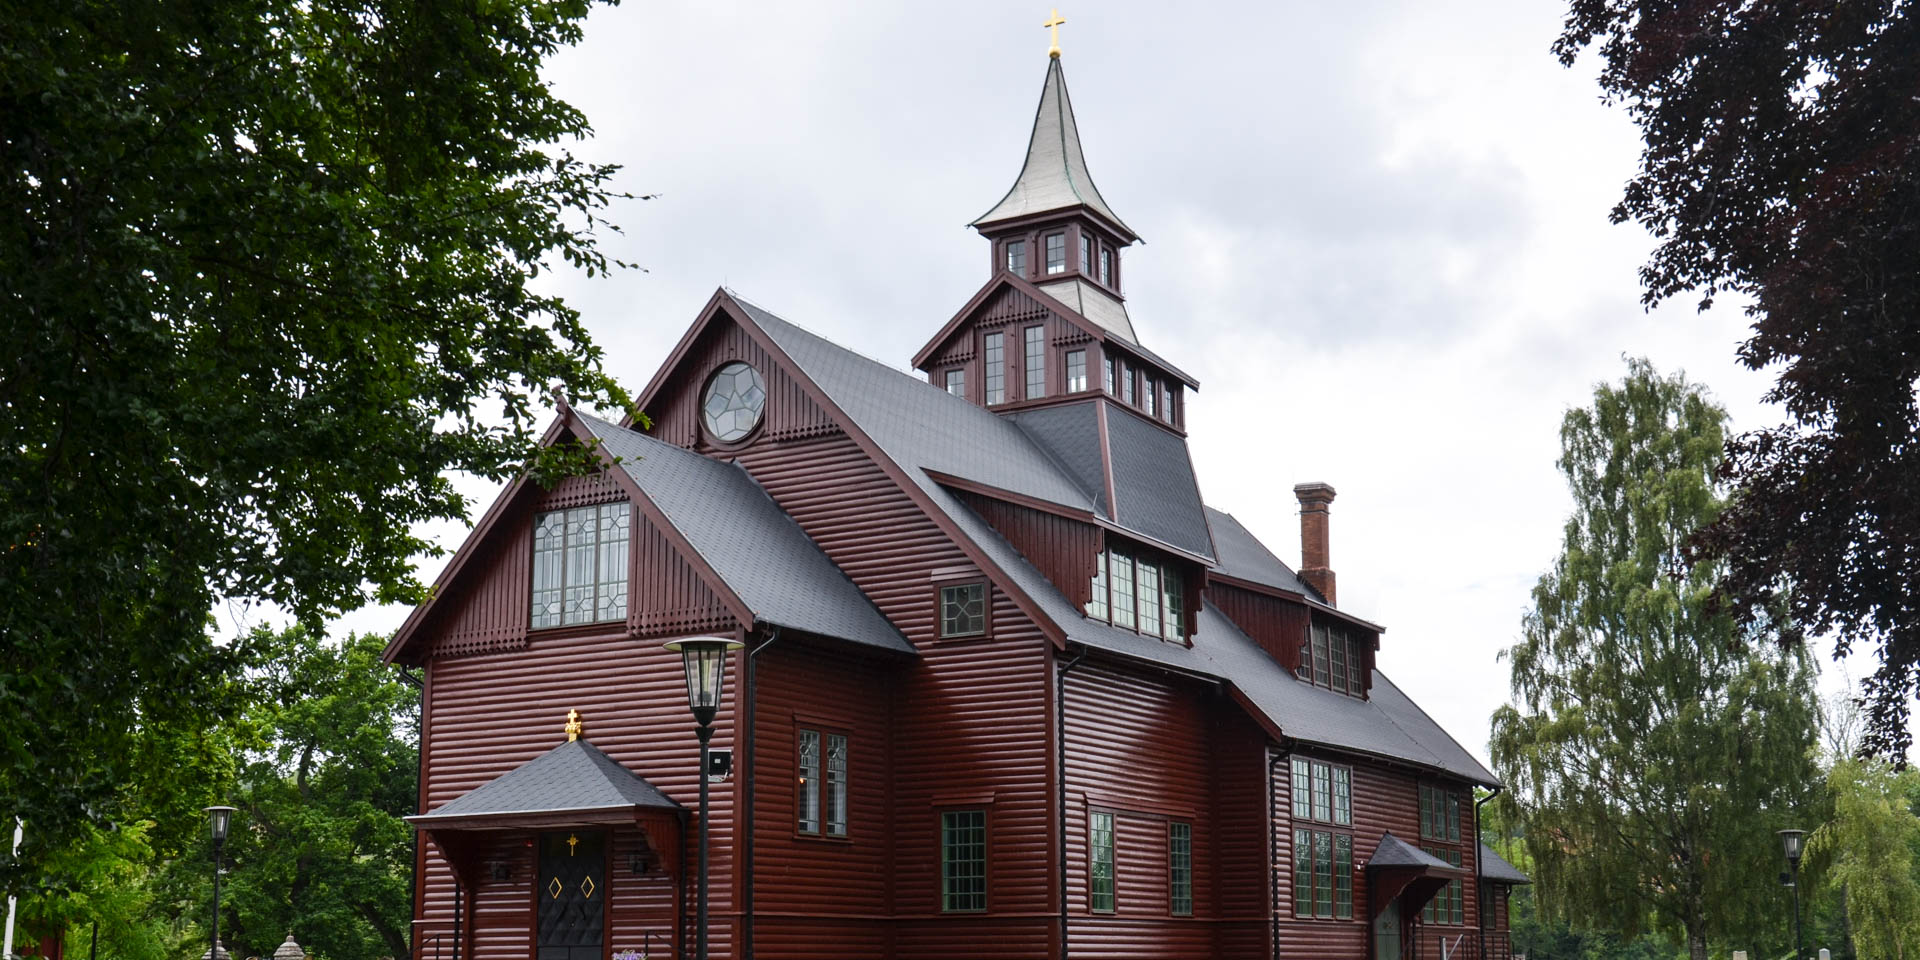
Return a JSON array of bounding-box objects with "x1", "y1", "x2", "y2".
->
[{"x1": 635, "y1": 306, "x2": 838, "y2": 449}]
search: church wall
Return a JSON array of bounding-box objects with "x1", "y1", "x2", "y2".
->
[
  {"x1": 1205, "y1": 583, "x2": 1310, "y2": 675},
  {"x1": 642, "y1": 316, "x2": 837, "y2": 450},
  {"x1": 730, "y1": 430, "x2": 1059, "y2": 956},
  {"x1": 418, "y1": 629, "x2": 743, "y2": 960},
  {"x1": 923, "y1": 286, "x2": 1099, "y2": 405},
  {"x1": 954, "y1": 490, "x2": 1101, "y2": 611},
  {"x1": 1270, "y1": 751, "x2": 1481, "y2": 960}
]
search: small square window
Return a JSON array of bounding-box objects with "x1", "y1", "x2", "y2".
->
[
  {"x1": 945, "y1": 368, "x2": 965, "y2": 398},
  {"x1": 940, "y1": 583, "x2": 986, "y2": 637},
  {"x1": 1045, "y1": 233, "x2": 1066, "y2": 275}
]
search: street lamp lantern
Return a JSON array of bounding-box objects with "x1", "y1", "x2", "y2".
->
[
  {"x1": 205, "y1": 806, "x2": 236, "y2": 845},
  {"x1": 661, "y1": 636, "x2": 743, "y2": 960},
  {"x1": 1778, "y1": 828, "x2": 1806, "y2": 865},
  {"x1": 1778, "y1": 828, "x2": 1807, "y2": 960}
]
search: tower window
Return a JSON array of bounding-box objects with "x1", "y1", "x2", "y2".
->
[
  {"x1": 945, "y1": 368, "x2": 965, "y2": 398},
  {"x1": 1121, "y1": 365, "x2": 1134, "y2": 405},
  {"x1": 1024, "y1": 325, "x2": 1045, "y2": 399},
  {"x1": 1143, "y1": 377, "x2": 1158, "y2": 418},
  {"x1": 1006, "y1": 240, "x2": 1027, "y2": 275},
  {"x1": 1078, "y1": 231, "x2": 1091, "y2": 275},
  {"x1": 1065, "y1": 350, "x2": 1087, "y2": 393},
  {"x1": 1104, "y1": 357, "x2": 1116, "y2": 395},
  {"x1": 1100, "y1": 247, "x2": 1113, "y2": 287},
  {"x1": 1163, "y1": 384, "x2": 1176, "y2": 423},
  {"x1": 1045, "y1": 233, "x2": 1066, "y2": 275},
  {"x1": 984, "y1": 332, "x2": 1005, "y2": 405}
]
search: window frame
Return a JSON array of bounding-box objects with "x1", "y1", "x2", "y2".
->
[
  {"x1": 1085, "y1": 546, "x2": 1185, "y2": 641},
  {"x1": 944, "y1": 367, "x2": 966, "y2": 399},
  {"x1": 1065, "y1": 349, "x2": 1088, "y2": 393},
  {"x1": 1299, "y1": 619, "x2": 1370, "y2": 699},
  {"x1": 1168, "y1": 821, "x2": 1193, "y2": 917},
  {"x1": 1078, "y1": 228, "x2": 1092, "y2": 275},
  {"x1": 1023, "y1": 324, "x2": 1046, "y2": 400},
  {"x1": 1088, "y1": 808, "x2": 1116, "y2": 914},
  {"x1": 984, "y1": 331, "x2": 1005, "y2": 405},
  {"x1": 1006, "y1": 239, "x2": 1027, "y2": 276},
  {"x1": 939, "y1": 808, "x2": 989, "y2": 913},
  {"x1": 1045, "y1": 232, "x2": 1067, "y2": 275},
  {"x1": 530, "y1": 501, "x2": 631, "y2": 630},
  {"x1": 1419, "y1": 784, "x2": 1467, "y2": 925},
  {"x1": 794, "y1": 723, "x2": 853, "y2": 840},
  {"x1": 936, "y1": 581, "x2": 989, "y2": 639}
]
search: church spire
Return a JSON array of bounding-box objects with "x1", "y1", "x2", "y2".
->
[{"x1": 971, "y1": 54, "x2": 1138, "y2": 244}]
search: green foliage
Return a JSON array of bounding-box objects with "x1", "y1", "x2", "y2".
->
[
  {"x1": 1806, "y1": 759, "x2": 1920, "y2": 960},
  {"x1": 1555, "y1": 0, "x2": 1920, "y2": 759},
  {"x1": 0, "y1": 0, "x2": 634, "y2": 882},
  {"x1": 1490, "y1": 359, "x2": 1821, "y2": 960}
]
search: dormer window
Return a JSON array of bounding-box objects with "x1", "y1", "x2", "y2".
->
[
  {"x1": 1045, "y1": 233, "x2": 1066, "y2": 275},
  {"x1": 1085, "y1": 546, "x2": 1184, "y2": 640},
  {"x1": 531, "y1": 502, "x2": 630, "y2": 628},
  {"x1": 1300, "y1": 620, "x2": 1369, "y2": 698},
  {"x1": 1006, "y1": 240, "x2": 1027, "y2": 276}
]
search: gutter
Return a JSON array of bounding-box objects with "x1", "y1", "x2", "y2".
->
[
  {"x1": 742, "y1": 626, "x2": 783, "y2": 960},
  {"x1": 1475, "y1": 786, "x2": 1503, "y2": 960},
  {"x1": 1056, "y1": 644, "x2": 1088, "y2": 960},
  {"x1": 1268, "y1": 741, "x2": 1294, "y2": 960}
]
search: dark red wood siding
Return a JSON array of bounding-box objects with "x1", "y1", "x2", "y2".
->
[
  {"x1": 1207, "y1": 583, "x2": 1310, "y2": 673},
  {"x1": 955, "y1": 490, "x2": 1100, "y2": 611},
  {"x1": 922, "y1": 286, "x2": 1098, "y2": 402},
  {"x1": 643, "y1": 318, "x2": 837, "y2": 449}
]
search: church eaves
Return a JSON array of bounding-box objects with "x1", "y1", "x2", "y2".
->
[{"x1": 972, "y1": 57, "x2": 1138, "y2": 243}]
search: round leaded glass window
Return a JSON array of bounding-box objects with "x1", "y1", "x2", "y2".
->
[{"x1": 701, "y1": 361, "x2": 766, "y2": 442}]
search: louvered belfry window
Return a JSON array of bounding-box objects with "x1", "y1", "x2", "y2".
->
[{"x1": 531, "y1": 502, "x2": 630, "y2": 628}]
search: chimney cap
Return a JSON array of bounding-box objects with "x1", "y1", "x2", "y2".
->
[{"x1": 1293, "y1": 482, "x2": 1337, "y2": 503}]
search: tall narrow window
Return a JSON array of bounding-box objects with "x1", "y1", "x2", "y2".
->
[
  {"x1": 531, "y1": 502, "x2": 630, "y2": 628},
  {"x1": 1334, "y1": 835, "x2": 1353, "y2": 919},
  {"x1": 1110, "y1": 553, "x2": 1135, "y2": 629},
  {"x1": 1330, "y1": 633, "x2": 1347, "y2": 693},
  {"x1": 1088, "y1": 810, "x2": 1115, "y2": 913},
  {"x1": 945, "y1": 368, "x2": 965, "y2": 398},
  {"x1": 1100, "y1": 246, "x2": 1113, "y2": 287},
  {"x1": 1045, "y1": 232, "x2": 1066, "y2": 274},
  {"x1": 1292, "y1": 829, "x2": 1314, "y2": 917},
  {"x1": 1006, "y1": 239, "x2": 1027, "y2": 275},
  {"x1": 1121, "y1": 366, "x2": 1134, "y2": 405},
  {"x1": 1087, "y1": 551, "x2": 1108, "y2": 619},
  {"x1": 1291, "y1": 758, "x2": 1312, "y2": 820},
  {"x1": 940, "y1": 583, "x2": 986, "y2": 637},
  {"x1": 1162, "y1": 384, "x2": 1175, "y2": 423},
  {"x1": 1332, "y1": 767, "x2": 1352, "y2": 826},
  {"x1": 984, "y1": 332, "x2": 1005, "y2": 405},
  {"x1": 941, "y1": 811, "x2": 987, "y2": 912},
  {"x1": 1137, "y1": 562, "x2": 1161, "y2": 637},
  {"x1": 1169, "y1": 822, "x2": 1193, "y2": 916},
  {"x1": 1065, "y1": 350, "x2": 1087, "y2": 392},
  {"x1": 1312, "y1": 762, "x2": 1331, "y2": 822},
  {"x1": 797, "y1": 730, "x2": 820, "y2": 834},
  {"x1": 1024, "y1": 325, "x2": 1046, "y2": 399},
  {"x1": 1315, "y1": 831, "x2": 1333, "y2": 917},
  {"x1": 1347, "y1": 635, "x2": 1367, "y2": 696},
  {"x1": 1143, "y1": 377, "x2": 1157, "y2": 418},
  {"x1": 1312, "y1": 623, "x2": 1331, "y2": 687},
  {"x1": 1104, "y1": 357, "x2": 1117, "y2": 395},
  {"x1": 1162, "y1": 567, "x2": 1184, "y2": 640},
  {"x1": 825, "y1": 733, "x2": 848, "y2": 836},
  {"x1": 1078, "y1": 231, "x2": 1091, "y2": 275}
]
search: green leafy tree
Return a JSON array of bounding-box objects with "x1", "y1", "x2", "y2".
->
[
  {"x1": 1806, "y1": 759, "x2": 1920, "y2": 960},
  {"x1": 1, "y1": 0, "x2": 635, "y2": 883},
  {"x1": 1490, "y1": 359, "x2": 1821, "y2": 960},
  {"x1": 1553, "y1": 1, "x2": 1920, "y2": 758}
]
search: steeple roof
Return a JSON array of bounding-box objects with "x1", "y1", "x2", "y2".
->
[{"x1": 972, "y1": 57, "x2": 1138, "y2": 243}]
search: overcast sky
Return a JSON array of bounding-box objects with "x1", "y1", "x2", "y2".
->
[{"x1": 312, "y1": 0, "x2": 1891, "y2": 765}]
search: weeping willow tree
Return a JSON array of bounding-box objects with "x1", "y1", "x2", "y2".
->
[{"x1": 1490, "y1": 359, "x2": 1820, "y2": 960}]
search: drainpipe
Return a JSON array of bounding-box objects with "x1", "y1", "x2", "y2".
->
[
  {"x1": 1474, "y1": 787, "x2": 1502, "y2": 960},
  {"x1": 741, "y1": 627, "x2": 782, "y2": 960},
  {"x1": 1267, "y1": 742, "x2": 1292, "y2": 960},
  {"x1": 1056, "y1": 644, "x2": 1087, "y2": 960}
]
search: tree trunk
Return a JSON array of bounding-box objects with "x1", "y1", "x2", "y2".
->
[{"x1": 1687, "y1": 917, "x2": 1709, "y2": 960}]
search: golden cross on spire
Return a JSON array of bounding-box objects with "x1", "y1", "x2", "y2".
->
[
  {"x1": 564, "y1": 709, "x2": 582, "y2": 742},
  {"x1": 1043, "y1": 8, "x2": 1066, "y2": 59}
]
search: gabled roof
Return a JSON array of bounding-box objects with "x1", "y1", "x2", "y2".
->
[
  {"x1": 1206, "y1": 507, "x2": 1321, "y2": 600},
  {"x1": 409, "y1": 738, "x2": 680, "y2": 824},
  {"x1": 1370, "y1": 834, "x2": 1460, "y2": 871},
  {"x1": 973, "y1": 57, "x2": 1138, "y2": 243},
  {"x1": 575, "y1": 413, "x2": 914, "y2": 656},
  {"x1": 911, "y1": 272, "x2": 1198, "y2": 387},
  {"x1": 1478, "y1": 843, "x2": 1532, "y2": 884}
]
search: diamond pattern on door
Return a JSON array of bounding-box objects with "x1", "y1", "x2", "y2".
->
[{"x1": 537, "y1": 832, "x2": 605, "y2": 960}]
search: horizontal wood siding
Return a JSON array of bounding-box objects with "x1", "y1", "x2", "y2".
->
[
  {"x1": 421, "y1": 630, "x2": 741, "y2": 960},
  {"x1": 1271, "y1": 755, "x2": 1482, "y2": 960},
  {"x1": 1206, "y1": 583, "x2": 1309, "y2": 673},
  {"x1": 644, "y1": 316, "x2": 836, "y2": 449},
  {"x1": 955, "y1": 491, "x2": 1100, "y2": 611}
]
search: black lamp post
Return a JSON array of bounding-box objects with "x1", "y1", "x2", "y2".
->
[
  {"x1": 664, "y1": 637, "x2": 742, "y2": 960},
  {"x1": 204, "y1": 806, "x2": 236, "y2": 960},
  {"x1": 1779, "y1": 828, "x2": 1806, "y2": 960}
]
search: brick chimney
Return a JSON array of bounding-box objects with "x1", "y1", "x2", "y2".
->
[{"x1": 1293, "y1": 482, "x2": 1337, "y2": 605}]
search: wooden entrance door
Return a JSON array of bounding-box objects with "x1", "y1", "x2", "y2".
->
[
  {"x1": 1374, "y1": 901, "x2": 1402, "y2": 960},
  {"x1": 537, "y1": 832, "x2": 605, "y2": 960}
]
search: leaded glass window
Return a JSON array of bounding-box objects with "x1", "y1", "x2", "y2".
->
[
  {"x1": 1332, "y1": 767, "x2": 1352, "y2": 826},
  {"x1": 1169, "y1": 822, "x2": 1193, "y2": 916},
  {"x1": 701, "y1": 361, "x2": 766, "y2": 442},
  {"x1": 1291, "y1": 759, "x2": 1312, "y2": 820},
  {"x1": 530, "y1": 502, "x2": 629, "y2": 629},
  {"x1": 1334, "y1": 835, "x2": 1353, "y2": 919},
  {"x1": 1024, "y1": 325, "x2": 1045, "y2": 399},
  {"x1": 1088, "y1": 810, "x2": 1114, "y2": 912},
  {"x1": 941, "y1": 811, "x2": 987, "y2": 912},
  {"x1": 940, "y1": 583, "x2": 986, "y2": 637},
  {"x1": 945, "y1": 368, "x2": 965, "y2": 398},
  {"x1": 1136, "y1": 562, "x2": 1161, "y2": 637},
  {"x1": 1006, "y1": 240, "x2": 1027, "y2": 275},
  {"x1": 797, "y1": 730, "x2": 820, "y2": 833},
  {"x1": 1087, "y1": 552, "x2": 1108, "y2": 619},
  {"x1": 1065, "y1": 350, "x2": 1087, "y2": 393},
  {"x1": 984, "y1": 332, "x2": 1005, "y2": 405},
  {"x1": 825, "y1": 733, "x2": 848, "y2": 836},
  {"x1": 1110, "y1": 554, "x2": 1135, "y2": 629},
  {"x1": 1045, "y1": 232, "x2": 1066, "y2": 274},
  {"x1": 1312, "y1": 761, "x2": 1331, "y2": 822}
]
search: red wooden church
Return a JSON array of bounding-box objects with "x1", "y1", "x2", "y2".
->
[{"x1": 384, "y1": 46, "x2": 1528, "y2": 960}]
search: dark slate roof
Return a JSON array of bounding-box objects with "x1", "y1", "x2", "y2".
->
[
  {"x1": 1479, "y1": 843, "x2": 1531, "y2": 884},
  {"x1": 1206, "y1": 507, "x2": 1319, "y2": 599},
  {"x1": 414, "y1": 739, "x2": 680, "y2": 820},
  {"x1": 1007, "y1": 403, "x2": 1110, "y2": 517},
  {"x1": 1107, "y1": 409, "x2": 1214, "y2": 559},
  {"x1": 577, "y1": 414, "x2": 914, "y2": 655},
  {"x1": 1370, "y1": 833, "x2": 1459, "y2": 871}
]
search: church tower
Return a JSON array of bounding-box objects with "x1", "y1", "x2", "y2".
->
[{"x1": 913, "y1": 48, "x2": 1196, "y2": 436}]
